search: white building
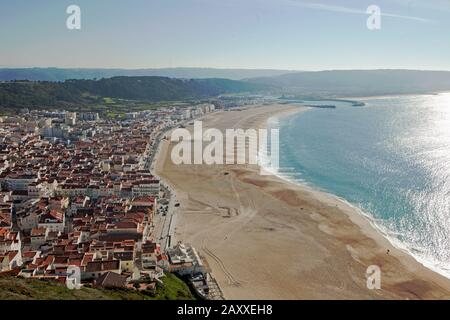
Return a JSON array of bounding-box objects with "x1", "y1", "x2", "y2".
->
[
  {"x1": 65, "y1": 112, "x2": 77, "y2": 126},
  {"x1": 166, "y1": 242, "x2": 207, "y2": 276},
  {"x1": 37, "y1": 210, "x2": 65, "y2": 233},
  {"x1": 131, "y1": 179, "x2": 160, "y2": 198}
]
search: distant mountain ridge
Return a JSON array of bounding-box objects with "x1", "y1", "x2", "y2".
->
[
  {"x1": 247, "y1": 70, "x2": 450, "y2": 96},
  {"x1": 0, "y1": 67, "x2": 297, "y2": 82}
]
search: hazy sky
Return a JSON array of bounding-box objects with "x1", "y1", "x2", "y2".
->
[{"x1": 1, "y1": 0, "x2": 450, "y2": 70}]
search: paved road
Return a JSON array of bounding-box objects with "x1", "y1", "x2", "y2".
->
[
  {"x1": 152, "y1": 190, "x2": 177, "y2": 251},
  {"x1": 144, "y1": 117, "x2": 201, "y2": 251}
]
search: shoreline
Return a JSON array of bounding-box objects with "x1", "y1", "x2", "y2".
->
[
  {"x1": 155, "y1": 104, "x2": 450, "y2": 299},
  {"x1": 265, "y1": 108, "x2": 450, "y2": 281}
]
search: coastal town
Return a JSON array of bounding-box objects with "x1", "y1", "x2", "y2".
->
[{"x1": 0, "y1": 103, "x2": 224, "y2": 299}]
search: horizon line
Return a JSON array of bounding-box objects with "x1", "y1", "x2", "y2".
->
[{"x1": 2, "y1": 67, "x2": 450, "y2": 73}]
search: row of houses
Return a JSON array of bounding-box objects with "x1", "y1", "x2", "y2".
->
[{"x1": 0, "y1": 105, "x2": 213, "y2": 291}]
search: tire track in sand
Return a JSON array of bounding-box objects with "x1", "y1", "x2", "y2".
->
[{"x1": 203, "y1": 245, "x2": 241, "y2": 287}]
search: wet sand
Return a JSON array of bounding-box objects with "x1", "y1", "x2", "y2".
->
[{"x1": 155, "y1": 104, "x2": 450, "y2": 299}]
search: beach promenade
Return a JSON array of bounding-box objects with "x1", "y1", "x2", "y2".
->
[{"x1": 154, "y1": 104, "x2": 450, "y2": 299}]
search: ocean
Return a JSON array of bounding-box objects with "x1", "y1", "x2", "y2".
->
[{"x1": 268, "y1": 93, "x2": 450, "y2": 278}]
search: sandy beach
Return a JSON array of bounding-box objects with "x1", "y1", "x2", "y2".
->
[{"x1": 155, "y1": 104, "x2": 450, "y2": 299}]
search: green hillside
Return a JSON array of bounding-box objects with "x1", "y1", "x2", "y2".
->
[
  {"x1": 0, "y1": 274, "x2": 195, "y2": 300},
  {"x1": 0, "y1": 76, "x2": 269, "y2": 110}
]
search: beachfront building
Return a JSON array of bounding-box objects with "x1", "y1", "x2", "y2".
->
[
  {"x1": 131, "y1": 179, "x2": 160, "y2": 197},
  {"x1": 166, "y1": 242, "x2": 207, "y2": 276}
]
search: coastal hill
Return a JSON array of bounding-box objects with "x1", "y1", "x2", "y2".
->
[
  {"x1": 0, "y1": 274, "x2": 195, "y2": 300},
  {"x1": 0, "y1": 76, "x2": 269, "y2": 109},
  {"x1": 4, "y1": 70, "x2": 450, "y2": 111},
  {"x1": 247, "y1": 69, "x2": 450, "y2": 96}
]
